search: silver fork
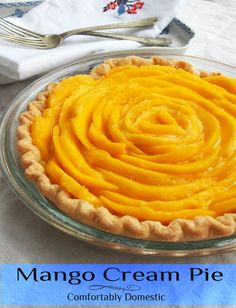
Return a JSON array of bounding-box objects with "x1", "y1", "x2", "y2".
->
[{"x1": 0, "y1": 17, "x2": 171, "y2": 49}]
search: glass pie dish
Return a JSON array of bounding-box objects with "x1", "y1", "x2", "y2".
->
[{"x1": 1, "y1": 49, "x2": 236, "y2": 257}]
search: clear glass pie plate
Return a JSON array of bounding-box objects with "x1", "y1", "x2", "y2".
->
[{"x1": 1, "y1": 49, "x2": 236, "y2": 257}]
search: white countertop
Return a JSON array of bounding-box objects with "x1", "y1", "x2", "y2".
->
[{"x1": 0, "y1": 0, "x2": 235, "y2": 286}]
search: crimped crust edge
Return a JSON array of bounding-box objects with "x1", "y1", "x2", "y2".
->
[{"x1": 16, "y1": 56, "x2": 236, "y2": 242}]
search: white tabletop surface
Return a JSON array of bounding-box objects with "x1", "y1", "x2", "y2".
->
[{"x1": 0, "y1": 3, "x2": 236, "y2": 308}]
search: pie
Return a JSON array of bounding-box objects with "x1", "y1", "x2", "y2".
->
[{"x1": 16, "y1": 56, "x2": 236, "y2": 242}]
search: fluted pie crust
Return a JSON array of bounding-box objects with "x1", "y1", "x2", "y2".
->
[{"x1": 16, "y1": 56, "x2": 236, "y2": 242}]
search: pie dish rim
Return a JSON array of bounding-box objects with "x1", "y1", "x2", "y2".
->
[{"x1": 15, "y1": 54, "x2": 236, "y2": 243}]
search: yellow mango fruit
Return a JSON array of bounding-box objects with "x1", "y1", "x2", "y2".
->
[{"x1": 31, "y1": 64, "x2": 236, "y2": 223}]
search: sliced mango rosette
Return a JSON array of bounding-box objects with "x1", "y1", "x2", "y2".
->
[{"x1": 17, "y1": 56, "x2": 236, "y2": 241}]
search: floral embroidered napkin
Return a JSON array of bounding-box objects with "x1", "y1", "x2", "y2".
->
[{"x1": 0, "y1": 0, "x2": 183, "y2": 84}]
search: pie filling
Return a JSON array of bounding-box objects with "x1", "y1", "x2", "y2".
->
[{"x1": 30, "y1": 63, "x2": 236, "y2": 225}]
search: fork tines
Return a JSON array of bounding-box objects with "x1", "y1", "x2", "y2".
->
[{"x1": 0, "y1": 18, "x2": 42, "y2": 38}]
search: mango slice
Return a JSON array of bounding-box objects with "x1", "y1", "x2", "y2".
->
[{"x1": 31, "y1": 65, "x2": 236, "y2": 224}]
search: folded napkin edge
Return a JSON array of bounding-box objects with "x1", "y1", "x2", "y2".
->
[{"x1": 0, "y1": 56, "x2": 21, "y2": 80}]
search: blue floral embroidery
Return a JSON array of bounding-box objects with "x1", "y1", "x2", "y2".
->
[
  {"x1": 0, "y1": 1, "x2": 42, "y2": 18},
  {"x1": 103, "y1": 0, "x2": 144, "y2": 15},
  {"x1": 11, "y1": 8, "x2": 25, "y2": 18},
  {"x1": 0, "y1": 1, "x2": 42, "y2": 9}
]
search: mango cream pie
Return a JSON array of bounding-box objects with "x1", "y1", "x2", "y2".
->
[{"x1": 17, "y1": 56, "x2": 236, "y2": 242}]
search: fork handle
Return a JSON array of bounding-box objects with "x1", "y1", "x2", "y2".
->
[
  {"x1": 80, "y1": 31, "x2": 171, "y2": 47},
  {"x1": 61, "y1": 17, "x2": 158, "y2": 38}
]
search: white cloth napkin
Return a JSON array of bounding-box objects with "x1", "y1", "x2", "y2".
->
[
  {"x1": 0, "y1": 0, "x2": 183, "y2": 84},
  {"x1": 178, "y1": 0, "x2": 236, "y2": 68}
]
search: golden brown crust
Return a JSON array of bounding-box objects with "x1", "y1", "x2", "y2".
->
[{"x1": 16, "y1": 56, "x2": 236, "y2": 242}]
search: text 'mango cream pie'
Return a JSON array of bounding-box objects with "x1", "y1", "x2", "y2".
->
[{"x1": 17, "y1": 56, "x2": 236, "y2": 242}]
